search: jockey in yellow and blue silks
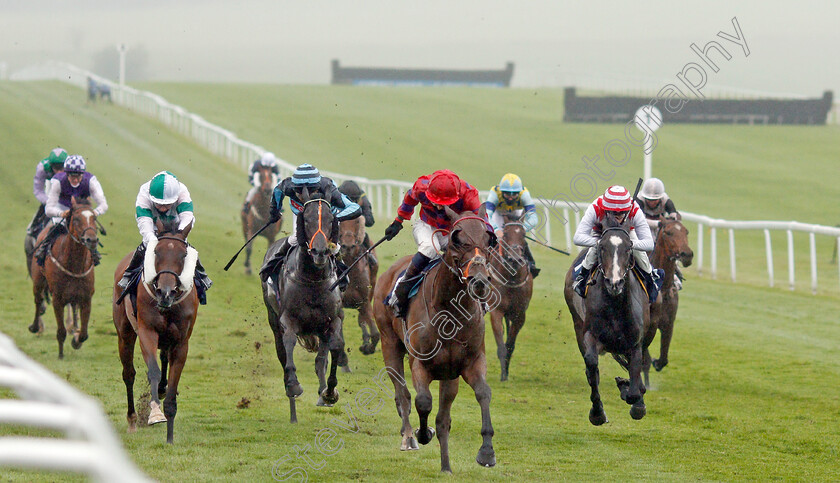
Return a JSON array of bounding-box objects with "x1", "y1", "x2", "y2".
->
[{"x1": 485, "y1": 173, "x2": 540, "y2": 277}]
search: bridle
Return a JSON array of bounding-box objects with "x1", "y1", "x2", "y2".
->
[
  {"x1": 144, "y1": 235, "x2": 193, "y2": 306},
  {"x1": 47, "y1": 207, "x2": 98, "y2": 278},
  {"x1": 437, "y1": 216, "x2": 490, "y2": 283},
  {"x1": 303, "y1": 199, "x2": 332, "y2": 251},
  {"x1": 489, "y1": 223, "x2": 529, "y2": 287},
  {"x1": 596, "y1": 226, "x2": 634, "y2": 281}
]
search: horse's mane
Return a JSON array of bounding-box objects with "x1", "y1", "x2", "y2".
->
[{"x1": 72, "y1": 197, "x2": 92, "y2": 208}]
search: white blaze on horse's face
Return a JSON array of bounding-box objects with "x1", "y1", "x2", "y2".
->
[
  {"x1": 609, "y1": 235, "x2": 623, "y2": 283},
  {"x1": 81, "y1": 210, "x2": 94, "y2": 223}
]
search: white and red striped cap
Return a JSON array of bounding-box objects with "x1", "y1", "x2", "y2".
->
[{"x1": 601, "y1": 185, "x2": 632, "y2": 211}]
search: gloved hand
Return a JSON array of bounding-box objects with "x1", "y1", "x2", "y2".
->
[
  {"x1": 384, "y1": 219, "x2": 403, "y2": 240},
  {"x1": 269, "y1": 208, "x2": 282, "y2": 224}
]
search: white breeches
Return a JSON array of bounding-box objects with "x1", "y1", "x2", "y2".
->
[{"x1": 413, "y1": 219, "x2": 448, "y2": 259}]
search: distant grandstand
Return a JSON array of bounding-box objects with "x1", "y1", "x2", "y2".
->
[
  {"x1": 563, "y1": 87, "x2": 834, "y2": 125},
  {"x1": 331, "y1": 60, "x2": 514, "y2": 87}
]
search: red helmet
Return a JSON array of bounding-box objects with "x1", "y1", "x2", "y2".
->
[
  {"x1": 601, "y1": 185, "x2": 632, "y2": 212},
  {"x1": 426, "y1": 170, "x2": 461, "y2": 206}
]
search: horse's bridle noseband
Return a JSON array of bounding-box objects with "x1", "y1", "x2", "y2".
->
[
  {"x1": 439, "y1": 216, "x2": 491, "y2": 282},
  {"x1": 302, "y1": 198, "x2": 332, "y2": 251}
]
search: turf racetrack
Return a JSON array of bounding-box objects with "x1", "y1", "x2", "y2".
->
[{"x1": 1, "y1": 81, "x2": 838, "y2": 481}]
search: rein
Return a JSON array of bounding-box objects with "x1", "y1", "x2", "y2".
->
[
  {"x1": 304, "y1": 199, "x2": 331, "y2": 250},
  {"x1": 47, "y1": 211, "x2": 98, "y2": 278},
  {"x1": 144, "y1": 236, "x2": 193, "y2": 306}
]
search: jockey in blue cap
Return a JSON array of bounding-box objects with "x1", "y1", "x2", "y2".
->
[
  {"x1": 259, "y1": 164, "x2": 362, "y2": 286},
  {"x1": 485, "y1": 173, "x2": 540, "y2": 277}
]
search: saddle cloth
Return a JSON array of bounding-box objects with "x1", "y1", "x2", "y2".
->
[{"x1": 384, "y1": 258, "x2": 442, "y2": 307}]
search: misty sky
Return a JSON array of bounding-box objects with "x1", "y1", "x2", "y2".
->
[{"x1": 2, "y1": 0, "x2": 839, "y2": 97}]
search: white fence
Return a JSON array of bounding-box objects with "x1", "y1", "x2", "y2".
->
[
  {"x1": 12, "y1": 61, "x2": 840, "y2": 293},
  {"x1": 0, "y1": 332, "x2": 150, "y2": 482}
]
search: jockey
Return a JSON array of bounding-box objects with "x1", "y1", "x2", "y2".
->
[
  {"x1": 242, "y1": 151, "x2": 280, "y2": 215},
  {"x1": 338, "y1": 180, "x2": 377, "y2": 268},
  {"x1": 117, "y1": 171, "x2": 212, "y2": 304},
  {"x1": 485, "y1": 173, "x2": 540, "y2": 278},
  {"x1": 637, "y1": 177, "x2": 684, "y2": 288},
  {"x1": 27, "y1": 148, "x2": 68, "y2": 238},
  {"x1": 383, "y1": 169, "x2": 488, "y2": 318},
  {"x1": 571, "y1": 185, "x2": 661, "y2": 304},
  {"x1": 259, "y1": 164, "x2": 362, "y2": 283},
  {"x1": 35, "y1": 155, "x2": 108, "y2": 266}
]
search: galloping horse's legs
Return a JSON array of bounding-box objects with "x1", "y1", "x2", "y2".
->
[
  {"x1": 410, "y1": 362, "x2": 435, "y2": 446},
  {"x1": 489, "y1": 309, "x2": 507, "y2": 381},
  {"x1": 320, "y1": 317, "x2": 343, "y2": 405},
  {"x1": 642, "y1": 345, "x2": 652, "y2": 388},
  {"x1": 627, "y1": 346, "x2": 647, "y2": 420},
  {"x1": 30, "y1": 267, "x2": 47, "y2": 334},
  {"x1": 435, "y1": 378, "x2": 460, "y2": 473},
  {"x1": 164, "y1": 341, "x2": 190, "y2": 444},
  {"x1": 381, "y1": 338, "x2": 416, "y2": 450},
  {"x1": 314, "y1": 341, "x2": 330, "y2": 405},
  {"x1": 653, "y1": 314, "x2": 675, "y2": 372},
  {"x1": 462, "y1": 352, "x2": 496, "y2": 468},
  {"x1": 583, "y1": 331, "x2": 607, "y2": 425},
  {"x1": 505, "y1": 311, "x2": 527, "y2": 381},
  {"x1": 243, "y1": 243, "x2": 253, "y2": 275},
  {"x1": 52, "y1": 299, "x2": 67, "y2": 359},
  {"x1": 159, "y1": 350, "x2": 169, "y2": 399},
  {"x1": 280, "y1": 316, "x2": 303, "y2": 399},
  {"x1": 71, "y1": 300, "x2": 90, "y2": 349},
  {"x1": 357, "y1": 302, "x2": 376, "y2": 354},
  {"x1": 117, "y1": 325, "x2": 138, "y2": 432},
  {"x1": 137, "y1": 327, "x2": 166, "y2": 425}
]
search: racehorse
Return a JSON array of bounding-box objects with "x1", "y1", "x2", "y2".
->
[
  {"x1": 563, "y1": 214, "x2": 650, "y2": 425},
  {"x1": 373, "y1": 206, "x2": 497, "y2": 473},
  {"x1": 337, "y1": 216, "x2": 379, "y2": 355},
  {"x1": 643, "y1": 218, "x2": 693, "y2": 385},
  {"x1": 488, "y1": 220, "x2": 533, "y2": 382},
  {"x1": 29, "y1": 198, "x2": 99, "y2": 358},
  {"x1": 261, "y1": 189, "x2": 345, "y2": 423},
  {"x1": 112, "y1": 222, "x2": 199, "y2": 444},
  {"x1": 241, "y1": 164, "x2": 281, "y2": 275}
]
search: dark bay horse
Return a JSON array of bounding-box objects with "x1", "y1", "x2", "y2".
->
[
  {"x1": 563, "y1": 215, "x2": 650, "y2": 425},
  {"x1": 373, "y1": 206, "x2": 497, "y2": 473},
  {"x1": 261, "y1": 190, "x2": 345, "y2": 423},
  {"x1": 112, "y1": 224, "x2": 199, "y2": 444},
  {"x1": 338, "y1": 216, "x2": 379, "y2": 355},
  {"x1": 29, "y1": 198, "x2": 99, "y2": 358},
  {"x1": 488, "y1": 221, "x2": 533, "y2": 382},
  {"x1": 643, "y1": 219, "x2": 694, "y2": 384},
  {"x1": 241, "y1": 164, "x2": 281, "y2": 275}
]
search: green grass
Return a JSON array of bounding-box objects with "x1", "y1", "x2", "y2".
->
[{"x1": 1, "y1": 81, "x2": 839, "y2": 481}]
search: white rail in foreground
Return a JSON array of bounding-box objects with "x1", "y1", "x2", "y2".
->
[
  {"x1": 13, "y1": 61, "x2": 840, "y2": 294},
  {"x1": 0, "y1": 332, "x2": 151, "y2": 482}
]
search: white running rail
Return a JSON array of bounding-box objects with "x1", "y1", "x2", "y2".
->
[
  {"x1": 0, "y1": 332, "x2": 151, "y2": 482},
  {"x1": 14, "y1": 61, "x2": 840, "y2": 293}
]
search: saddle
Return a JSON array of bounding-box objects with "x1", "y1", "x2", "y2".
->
[{"x1": 385, "y1": 259, "x2": 443, "y2": 308}]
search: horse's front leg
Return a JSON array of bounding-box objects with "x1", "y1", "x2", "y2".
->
[
  {"x1": 137, "y1": 327, "x2": 166, "y2": 426},
  {"x1": 319, "y1": 317, "x2": 343, "y2": 406},
  {"x1": 435, "y1": 378, "x2": 460, "y2": 473},
  {"x1": 159, "y1": 350, "x2": 169, "y2": 399},
  {"x1": 116, "y1": 325, "x2": 138, "y2": 433},
  {"x1": 163, "y1": 341, "x2": 190, "y2": 444},
  {"x1": 627, "y1": 345, "x2": 647, "y2": 420},
  {"x1": 462, "y1": 352, "x2": 496, "y2": 468},
  {"x1": 71, "y1": 300, "x2": 90, "y2": 350},
  {"x1": 410, "y1": 362, "x2": 435, "y2": 446},
  {"x1": 52, "y1": 300, "x2": 67, "y2": 359},
  {"x1": 583, "y1": 331, "x2": 607, "y2": 425},
  {"x1": 505, "y1": 310, "x2": 527, "y2": 381},
  {"x1": 653, "y1": 312, "x2": 676, "y2": 372},
  {"x1": 30, "y1": 270, "x2": 47, "y2": 334},
  {"x1": 489, "y1": 308, "x2": 507, "y2": 381},
  {"x1": 357, "y1": 305, "x2": 373, "y2": 354},
  {"x1": 314, "y1": 341, "x2": 331, "y2": 406},
  {"x1": 281, "y1": 325, "x2": 302, "y2": 398}
]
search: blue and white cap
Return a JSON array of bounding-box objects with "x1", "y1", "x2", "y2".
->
[
  {"x1": 64, "y1": 155, "x2": 86, "y2": 174},
  {"x1": 148, "y1": 171, "x2": 181, "y2": 204},
  {"x1": 292, "y1": 164, "x2": 321, "y2": 187}
]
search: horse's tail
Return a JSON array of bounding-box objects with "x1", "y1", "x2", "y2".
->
[{"x1": 297, "y1": 335, "x2": 320, "y2": 353}]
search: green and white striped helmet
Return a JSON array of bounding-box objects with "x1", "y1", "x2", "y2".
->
[{"x1": 149, "y1": 171, "x2": 181, "y2": 204}]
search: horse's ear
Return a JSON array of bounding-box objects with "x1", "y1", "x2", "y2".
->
[
  {"x1": 299, "y1": 186, "x2": 310, "y2": 203},
  {"x1": 71, "y1": 197, "x2": 78, "y2": 207},
  {"x1": 154, "y1": 218, "x2": 165, "y2": 234},
  {"x1": 477, "y1": 204, "x2": 487, "y2": 220},
  {"x1": 444, "y1": 205, "x2": 458, "y2": 221},
  {"x1": 179, "y1": 222, "x2": 192, "y2": 240}
]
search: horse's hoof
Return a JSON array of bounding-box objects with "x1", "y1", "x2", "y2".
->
[
  {"x1": 286, "y1": 383, "x2": 303, "y2": 398},
  {"x1": 625, "y1": 393, "x2": 642, "y2": 405},
  {"x1": 320, "y1": 388, "x2": 339, "y2": 405},
  {"x1": 476, "y1": 447, "x2": 496, "y2": 467},
  {"x1": 244, "y1": 267, "x2": 252, "y2": 276},
  {"x1": 341, "y1": 364, "x2": 352, "y2": 374},
  {"x1": 500, "y1": 371, "x2": 508, "y2": 382},
  {"x1": 400, "y1": 435, "x2": 420, "y2": 451},
  {"x1": 28, "y1": 323, "x2": 39, "y2": 334},
  {"x1": 359, "y1": 344, "x2": 375, "y2": 355},
  {"x1": 589, "y1": 408, "x2": 608, "y2": 426},
  {"x1": 616, "y1": 377, "x2": 630, "y2": 401},
  {"x1": 71, "y1": 337, "x2": 82, "y2": 350},
  {"x1": 414, "y1": 427, "x2": 435, "y2": 445},
  {"x1": 630, "y1": 403, "x2": 646, "y2": 420},
  {"x1": 316, "y1": 396, "x2": 333, "y2": 407},
  {"x1": 652, "y1": 358, "x2": 667, "y2": 372},
  {"x1": 148, "y1": 401, "x2": 167, "y2": 425}
]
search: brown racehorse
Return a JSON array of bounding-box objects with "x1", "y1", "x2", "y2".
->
[
  {"x1": 373, "y1": 206, "x2": 497, "y2": 474},
  {"x1": 563, "y1": 214, "x2": 650, "y2": 425},
  {"x1": 241, "y1": 164, "x2": 281, "y2": 275},
  {"x1": 113, "y1": 223, "x2": 199, "y2": 444},
  {"x1": 29, "y1": 198, "x2": 99, "y2": 358},
  {"x1": 488, "y1": 220, "x2": 533, "y2": 382},
  {"x1": 642, "y1": 219, "x2": 693, "y2": 386},
  {"x1": 337, "y1": 216, "x2": 379, "y2": 355}
]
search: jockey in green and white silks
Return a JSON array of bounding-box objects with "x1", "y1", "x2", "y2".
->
[
  {"x1": 118, "y1": 171, "x2": 212, "y2": 304},
  {"x1": 27, "y1": 148, "x2": 68, "y2": 238},
  {"x1": 485, "y1": 173, "x2": 540, "y2": 277}
]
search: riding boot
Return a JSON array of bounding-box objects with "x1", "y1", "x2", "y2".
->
[
  {"x1": 523, "y1": 242, "x2": 540, "y2": 278},
  {"x1": 572, "y1": 265, "x2": 591, "y2": 298},
  {"x1": 392, "y1": 253, "x2": 430, "y2": 319},
  {"x1": 118, "y1": 244, "x2": 146, "y2": 290},
  {"x1": 35, "y1": 223, "x2": 66, "y2": 267},
  {"x1": 241, "y1": 201, "x2": 251, "y2": 215},
  {"x1": 260, "y1": 238, "x2": 292, "y2": 283},
  {"x1": 335, "y1": 259, "x2": 349, "y2": 292},
  {"x1": 642, "y1": 268, "x2": 665, "y2": 304},
  {"x1": 27, "y1": 205, "x2": 47, "y2": 237},
  {"x1": 194, "y1": 257, "x2": 212, "y2": 305}
]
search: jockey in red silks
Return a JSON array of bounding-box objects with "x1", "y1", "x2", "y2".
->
[
  {"x1": 572, "y1": 185, "x2": 662, "y2": 304},
  {"x1": 383, "y1": 169, "x2": 489, "y2": 318}
]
